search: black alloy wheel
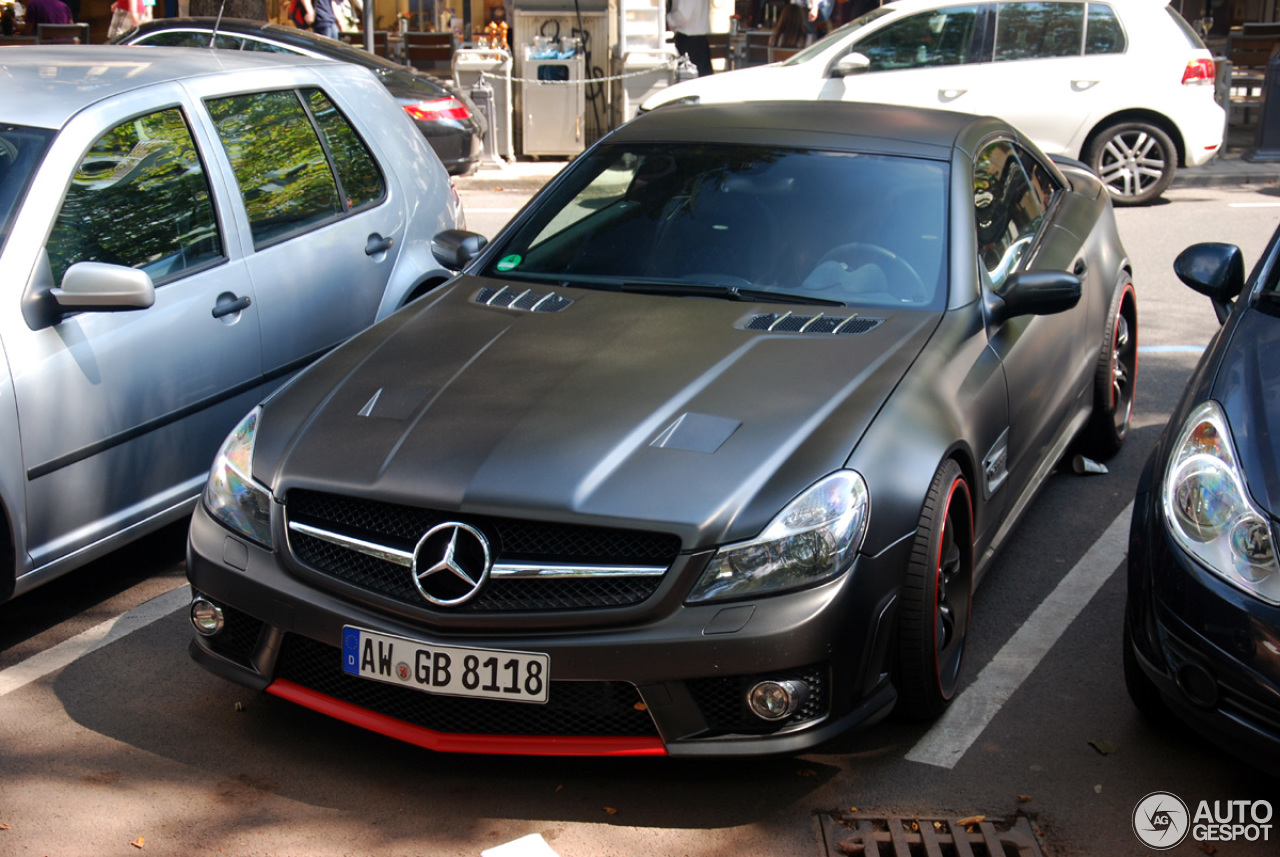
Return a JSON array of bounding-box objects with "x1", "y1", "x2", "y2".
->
[
  {"x1": 1078, "y1": 279, "x2": 1137, "y2": 460},
  {"x1": 895, "y1": 459, "x2": 975, "y2": 721}
]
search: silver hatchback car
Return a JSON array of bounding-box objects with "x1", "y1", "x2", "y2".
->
[{"x1": 0, "y1": 47, "x2": 463, "y2": 602}]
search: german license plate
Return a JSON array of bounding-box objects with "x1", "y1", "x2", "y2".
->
[{"x1": 341, "y1": 626, "x2": 549, "y2": 704}]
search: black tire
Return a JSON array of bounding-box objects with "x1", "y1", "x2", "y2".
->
[
  {"x1": 1086, "y1": 121, "x2": 1177, "y2": 206},
  {"x1": 1077, "y1": 279, "x2": 1137, "y2": 461},
  {"x1": 895, "y1": 459, "x2": 975, "y2": 721}
]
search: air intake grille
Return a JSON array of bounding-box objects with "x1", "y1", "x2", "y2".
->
[
  {"x1": 286, "y1": 490, "x2": 680, "y2": 612},
  {"x1": 745, "y1": 313, "x2": 882, "y2": 334},
  {"x1": 475, "y1": 286, "x2": 572, "y2": 313}
]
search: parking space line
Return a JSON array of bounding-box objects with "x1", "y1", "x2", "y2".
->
[
  {"x1": 904, "y1": 503, "x2": 1132, "y2": 769},
  {"x1": 0, "y1": 584, "x2": 190, "y2": 698}
]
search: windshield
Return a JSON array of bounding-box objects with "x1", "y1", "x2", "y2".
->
[
  {"x1": 0, "y1": 124, "x2": 55, "y2": 256},
  {"x1": 485, "y1": 143, "x2": 949, "y2": 309},
  {"x1": 782, "y1": 6, "x2": 896, "y2": 65}
]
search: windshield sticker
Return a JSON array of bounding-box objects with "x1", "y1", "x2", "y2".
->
[{"x1": 496, "y1": 254, "x2": 522, "y2": 272}]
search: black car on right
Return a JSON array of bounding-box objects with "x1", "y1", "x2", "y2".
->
[{"x1": 1126, "y1": 225, "x2": 1280, "y2": 769}]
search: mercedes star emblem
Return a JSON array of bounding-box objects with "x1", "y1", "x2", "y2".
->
[{"x1": 411, "y1": 522, "x2": 492, "y2": 606}]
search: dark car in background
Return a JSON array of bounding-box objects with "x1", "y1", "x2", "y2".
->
[
  {"x1": 184, "y1": 100, "x2": 1136, "y2": 757},
  {"x1": 115, "y1": 18, "x2": 485, "y2": 176},
  {"x1": 1125, "y1": 226, "x2": 1280, "y2": 770}
]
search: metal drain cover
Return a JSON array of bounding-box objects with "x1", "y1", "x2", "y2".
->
[{"x1": 818, "y1": 812, "x2": 1047, "y2": 857}]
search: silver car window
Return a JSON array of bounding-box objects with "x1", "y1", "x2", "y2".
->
[
  {"x1": 45, "y1": 108, "x2": 222, "y2": 287},
  {"x1": 993, "y1": 2, "x2": 1085, "y2": 61}
]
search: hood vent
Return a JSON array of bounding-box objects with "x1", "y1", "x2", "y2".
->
[
  {"x1": 475, "y1": 285, "x2": 573, "y2": 313},
  {"x1": 745, "y1": 312, "x2": 883, "y2": 335}
]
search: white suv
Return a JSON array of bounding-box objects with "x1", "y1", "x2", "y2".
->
[{"x1": 642, "y1": 0, "x2": 1223, "y2": 205}]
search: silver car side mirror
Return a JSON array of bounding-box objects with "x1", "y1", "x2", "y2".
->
[
  {"x1": 833, "y1": 52, "x2": 871, "y2": 79},
  {"x1": 52, "y1": 262, "x2": 156, "y2": 311}
]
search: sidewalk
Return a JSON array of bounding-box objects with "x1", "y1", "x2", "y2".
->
[
  {"x1": 1173, "y1": 119, "x2": 1280, "y2": 188},
  {"x1": 455, "y1": 121, "x2": 1280, "y2": 192}
]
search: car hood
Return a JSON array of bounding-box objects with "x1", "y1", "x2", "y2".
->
[
  {"x1": 253, "y1": 276, "x2": 940, "y2": 548},
  {"x1": 642, "y1": 63, "x2": 814, "y2": 111},
  {"x1": 1217, "y1": 307, "x2": 1280, "y2": 520}
]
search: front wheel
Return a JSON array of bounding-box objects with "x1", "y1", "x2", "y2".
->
[
  {"x1": 895, "y1": 459, "x2": 975, "y2": 721},
  {"x1": 1086, "y1": 121, "x2": 1177, "y2": 206},
  {"x1": 1077, "y1": 279, "x2": 1137, "y2": 460}
]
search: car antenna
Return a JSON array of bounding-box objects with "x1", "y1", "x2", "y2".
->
[{"x1": 209, "y1": 0, "x2": 226, "y2": 48}]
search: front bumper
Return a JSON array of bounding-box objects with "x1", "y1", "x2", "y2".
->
[
  {"x1": 186, "y1": 503, "x2": 904, "y2": 757},
  {"x1": 1126, "y1": 485, "x2": 1280, "y2": 769}
]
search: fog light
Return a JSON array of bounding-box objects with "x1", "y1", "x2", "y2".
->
[
  {"x1": 747, "y1": 680, "x2": 810, "y2": 721},
  {"x1": 190, "y1": 597, "x2": 225, "y2": 637}
]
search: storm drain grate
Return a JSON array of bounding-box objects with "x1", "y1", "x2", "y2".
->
[{"x1": 819, "y1": 813, "x2": 1047, "y2": 857}]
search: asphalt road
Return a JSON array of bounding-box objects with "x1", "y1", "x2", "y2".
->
[{"x1": 2, "y1": 182, "x2": 1279, "y2": 857}]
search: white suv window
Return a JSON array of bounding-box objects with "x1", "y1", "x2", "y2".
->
[{"x1": 1085, "y1": 4, "x2": 1125, "y2": 54}]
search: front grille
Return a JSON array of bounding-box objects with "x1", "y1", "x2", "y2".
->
[
  {"x1": 275, "y1": 634, "x2": 659, "y2": 737},
  {"x1": 687, "y1": 664, "x2": 829, "y2": 734},
  {"x1": 286, "y1": 490, "x2": 681, "y2": 612}
]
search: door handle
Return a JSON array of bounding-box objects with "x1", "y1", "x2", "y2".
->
[
  {"x1": 939, "y1": 88, "x2": 967, "y2": 102},
  {"x1": 1073, "y1": 259, "x2": 1088, "y2": 278},
  {"x1": 365, "y1": 233, "x2": 394, "y2": 256},
  {"x1": 212, "y1": 294, "x2": 252, "y2": 319}
]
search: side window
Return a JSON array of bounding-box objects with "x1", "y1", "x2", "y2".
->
[
  {"x1": 45, "y1": 108, "x2": 222, "y2": 286},
  {"x1": 1018, "y1": 145, "x2": 1062, "y2": 210},
  {"x1": 304, "y1": 89, "x2": 385, "y2": 210},
  {"x1": 207, "y1": 88, "x2": 385, "y2": 248},
  {"x1": 241, "y1": 38, "x2": 297, "y2": 54},
  {"x1": 974, "y1": 141, "x2": 1044, "y2": 290},
  {"x1": 1085, "y1": 3, "x2": 1126, "y2": 54},
  {"x1": 993, "y1": 2, "x2": 1084, "y2": 62},
  {"x1": 854, "y1": 6, "x2": 980, "y2": 71},
  {"x1": 135, "y1": 31, "x2": 242, "y2": 48}
]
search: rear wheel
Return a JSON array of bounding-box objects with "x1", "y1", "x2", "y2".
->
[
  {"x1": 895, "y1": 459, "x2": 975, "y2": 721},
  {"x1": 1086, "y1": 121, "x2": 1177, "y2": 207},
  {"x1": 1077, "y1": 280, "x2": 1137, "y2": 460}
]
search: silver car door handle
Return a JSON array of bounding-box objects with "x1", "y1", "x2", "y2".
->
[{"x1": 212, "y1": 294, "x2": 252, "y2": 318}]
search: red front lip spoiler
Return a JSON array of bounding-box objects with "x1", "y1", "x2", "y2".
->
[{"x1": 267, "y1": 678, "x2": 669, "y2": 757}]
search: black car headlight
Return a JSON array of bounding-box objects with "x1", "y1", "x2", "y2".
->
[
  {"x1": 203, "y1": 407, "x2": 273, "y2": 548},
  {"x1": 1163, "y1": 400, "x2": 1279, "y2": 604},
  {"x1": 688, "y1": 471, "x2": 869, "y2": 603}
]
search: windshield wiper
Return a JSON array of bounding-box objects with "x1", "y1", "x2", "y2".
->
[{"x1": 617, "y1": 281, "x2": 846, "y2": 306}]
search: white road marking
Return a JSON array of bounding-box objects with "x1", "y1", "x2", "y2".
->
[
  {"x1": 1227, "y1": 202, "x2": 1280, "y2": 208},
  {"x1": 905, "y1": 503, "x2": 1132, "y2": 769},
  {"x1": 0, "y1": 584, "x2": 190, "y2": 698},
  {"x1": 1138, "y1": 345, "x2": 1204, "y2": 354}
]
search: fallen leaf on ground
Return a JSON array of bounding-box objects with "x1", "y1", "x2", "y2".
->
[
  {"x1": 0, "y1": 824, "x2": 10, "y2": 830},
  {"x1": 603, "y1": 807, "x2": 618, "y2": 815},
  {"x1": 1018, "y1": 794, "x2": 1033, "y2": 803},
  {"x1": 956, "y1": 815, "x2": 985, "y2": 828},
  {"x1": 835, "y1": 841, "x2": 865, "y2": 855},
  {"x1": 796, "y1": 769, "x2": 816, "y2": 777},
  {"x1": 131, "y1": 836, "x2": 145, "y2": 849},
  {"x1": 1197, "y1": 844, "x2": 1217, "y2": 855},
  {"x1": 1089, "y1": 739, "x2": 1118, "y2": 755}
]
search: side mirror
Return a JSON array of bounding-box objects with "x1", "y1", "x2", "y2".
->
[
  {"x1": 832, "y1": 52, "x2": 870, "y2": 79},
  {"x1": 52, "y1": 262, "x2": 155, "y2": 311},
  {"x1": 989, "y1": 269, "x2": 1081, "y2": 324},
  {"x1": 432, "y1": 229, "x2": 488, "y2": 270},
  {"x1": 1174, "y1": 242, "x2": 1244, "y2": 325}
]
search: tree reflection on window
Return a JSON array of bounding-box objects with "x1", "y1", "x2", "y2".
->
[
  {"x1": 208, "y1": 90, "x2": 342, "y2": 247},
  {"x1": 46, "y1": 108, "x2": 221, "y2": 287}
]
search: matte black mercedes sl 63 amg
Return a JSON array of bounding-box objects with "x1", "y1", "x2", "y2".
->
[{"x1": 186, "y1": 101, "x2": 1136, "y2": 757}]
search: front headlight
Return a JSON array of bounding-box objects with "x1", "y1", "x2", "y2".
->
[
  {"x1": 688, "y1": 471, "x2": 869, "y2": 603},
  {"x1": 1163, "y1": 400, "x2": 1279, "y2": 604},
  {"x1": 204, "y1": 407, "x2": 273, "y2": 548}
]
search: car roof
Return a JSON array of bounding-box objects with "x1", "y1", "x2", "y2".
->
[
  {"x1": 619, "y1": 101, "x2": 994, "y2": 159},
  {"x1": 127, "y1": 17, "x2": 390, "y2": 64},
  {"x1": 1, "y1": 46, "x2": 332, "y2": 130}
]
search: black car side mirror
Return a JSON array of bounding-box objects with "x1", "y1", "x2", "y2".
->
[
  {"x1": 1174, "y1": 242, "x2": 1245, "y2": 325},
  {"x1": 988, "y1": 269, "x2": 1082, "y2": 324},
  {"x1": 432, "y1": 229, "x2": 488, "y2": 270}
]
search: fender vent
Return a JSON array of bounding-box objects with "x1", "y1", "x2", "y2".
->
[
  {"x1": 475, "y1": 286, "x2": 572, "y2": 313},
  {"x1": 745, "y1": 312, "x2": 883, "y2": 334}
]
